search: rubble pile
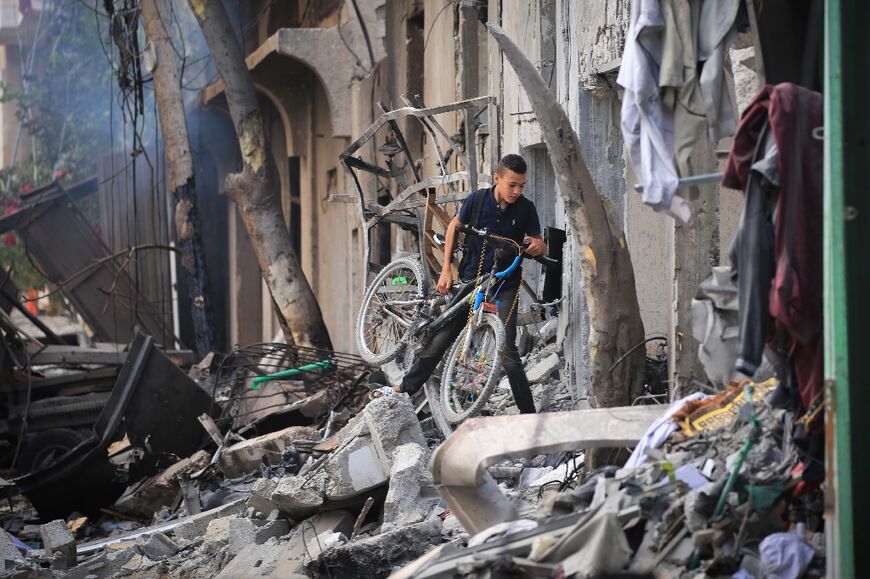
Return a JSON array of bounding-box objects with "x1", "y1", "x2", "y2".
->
[
  {"x1": 0, "y1": 311, "x2": 568, "y2": 578},
  {"x1": 398, "y1": 378, "x2": 826, "y2": 578},
  {"x1": 0, "y1": 308, "x2": 825, "y2": 579}
]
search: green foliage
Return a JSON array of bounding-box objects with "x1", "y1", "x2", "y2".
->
[{"x1": 1, "y1": 1, "x2": 115, "y2": 291}]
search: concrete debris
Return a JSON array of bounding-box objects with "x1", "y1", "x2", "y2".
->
[
  {"x1": 381, "y1": 443, "x2": 439, "y2": 532},
  {"x1": 218, "y1": 425, "x2": 320, "y2": 479},
  {"x1": 362, "y1": 395, "x2": 427, "y2": 472},
  {"x1": 172, "y1": 499, "x2": 248, "y2": 544},
  {"x1": 270, "y1": 470, "x2": 329, "y2": 518},
  {"x1": 114, "y1": 450, "x2": 211, "y2": 517},
  {"x1": 202, "y1": 515, "x2": 236, "y2": 554},
  {"x1": 227, "y1": 517, "x2": 290, "y2": 556},
  {"x1": 0, "y1": 529, "x2": 24, "y2": 570},
  {"x1": 526, "y1": 352, "x2": 561, "y2": 383},
  {"x1": 39, "y1": 519, "x2": 76, "y2": 568},
  {"x1": 304, "y1": 518, "x2": 443, "y2": 579},
  {"x1": 321, "y1": 434, "x2": 388, "y2": 500},
  {"x1": 134, "y1": 532, "x2": 178, "y2": 560}
]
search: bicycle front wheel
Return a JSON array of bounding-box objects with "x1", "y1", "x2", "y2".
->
[
  {"x1": 356, "y1": 258, "x2": 426, "y2": 365},
  {"x1": 440, "y1": 313, "x2": 505, "y2": 424}
]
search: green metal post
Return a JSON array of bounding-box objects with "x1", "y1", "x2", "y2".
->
[{"x1": 825, "y1": 0, "x2": 869, "y2": 575}]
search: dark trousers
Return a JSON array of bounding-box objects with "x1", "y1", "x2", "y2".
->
[{"x1": 400, "y1": 279, "x2": 536, "y2": 413}]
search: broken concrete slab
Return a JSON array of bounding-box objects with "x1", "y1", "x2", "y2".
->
[
  {"x1": 219, "y1": 425, "x2": 320, "y2": 479},
  {"x1": 381, "y1": 444, "x2": 439, "y2": 533},
  {"x1": 171, "y1": 498, "x2": 247, "y2": 544},
  {"x1": 0, "y1": 528, "x2": 24, "y2": 570},
  {"x1": 228, "y1": 517, "x2": 290, "y2": 556},
  {"x1": 431, "y1": 405, "x2": 666, "y2": 534},
  {"x1": 362, "y1": 395, "x2": 427, "y2": 473},
  {"x1": 526, "y1": 352, "x2": 561, "y2": 383},
  {"x1": 114, "y1": 450, "x2": 211, "y2": 517},
  {"x1": 202, "y1": 515, "x2": 235, "y2": 554},
  {"x1": 39, "y1": 519, "x2": 75, "y2": 568},
  {"x1": 304, "y1": 518, "x2": 443, "y2": 579},
  {"x1": 135, "y1": 532, "x2": 178, "y2": 560},
  {"x1": 248, "y1": 477, "x2": 280, "y2": 514},
  {"x1": 322, "y1": 434, "x2": 388, "y2": 501},
  {"x1": 270, "y1": 470, "x2": 328, "y2": 518},
  {"x1": 216, "y1": 510, "x2": 355, "y2": 578}
]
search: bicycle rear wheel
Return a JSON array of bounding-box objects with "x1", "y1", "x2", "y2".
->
[
  {"x1": 440, "y1": 313, "x2": 505, "y2": 424},
  {"x1": 356, "y1": 258, "x2": 426, "y2": 365}
]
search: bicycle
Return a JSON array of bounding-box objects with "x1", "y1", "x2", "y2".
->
[{"x1": 356, "y1": 224, "x2": 555, "y2": 423}]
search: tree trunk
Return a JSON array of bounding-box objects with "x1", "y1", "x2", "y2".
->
[
  {"x1": 187, "y1": 0, "x2": 332, "y2": 350},
  {"x1": 487, "y1": 24, "x2": 646, "y2": 410},
  {"x1": 142, "y1": 0, "x2": 214, "y2": 356}
]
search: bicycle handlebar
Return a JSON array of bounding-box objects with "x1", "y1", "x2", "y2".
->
[{"x1": 457, "y1": 223, "x2": 558, "y2": 267}]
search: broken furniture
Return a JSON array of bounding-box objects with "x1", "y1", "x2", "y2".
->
[
  {"x1": 0, "y1": 177, "x2": 177, "y2": 345},
  {"x1": 212, "y1": 342, "x2": 373, "y2": 436},
  {"x1": 13, "y1": 331, "x2": 215, "y2": 520},
  {"x1": 430, "y1": 405, "x2": 665, "y2": 534},
  {"x1": 340, "y1": 96, "x2": 498, "y2": 286}
]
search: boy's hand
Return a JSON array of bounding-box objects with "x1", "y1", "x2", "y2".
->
[
  {"x1": 523, "y1": 235, "x2": 547, "y2": 257},
  {"x1": 436, "y1": 270, "x2": 453, "y2": 294}
]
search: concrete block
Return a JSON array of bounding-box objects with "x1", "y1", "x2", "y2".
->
[
  {"x1": 202, "y1": 515, "x2": 235, "y2": 554},
  {"x1": 323, "y1": 434, "x2": 388, "y2": 501},
  {"x1": 114, "y1": 450, "x2": 211, "y2": 517},
  {"x1": 270, "y1": 470, "x2": 328, "y2": 518},
  {"x1": 228, "y1": 517, "x2": 290, "y2": 557},
  {"x1": 219, "y1": 426, "x2": 320, "y2": 479},
  {"x1": 248, "y1": 477, "x2": 280, "y2": 514},
  {"x1": 381, "y1": 444, "x2": 439, "y2": 533},
  {"x1": 39, "y1": 519, "x2": 75, "y2": 568},
  {"x1": 0, "y1": 528, "x2": 24, "y2": 569},
  {"x1": 171, "y1": 498, "x2": 247, "y2": 543},
  {"x1": 539, "y1": 317, "x2": 558, "y2": 344},
  {"x1": 135, "y1": 532, "x2": 178, "y2": 560},
  {"x1": 526, "y1": 352, "x2": 561, "y2": 383},
  {"x1": 362, "y1": 394, "x2": 426, "y2": 472},
  {"x1": 305, "y1": 518, "x2": 443, "y2": 579},
  {"x1": 217, "y1": 510, "x2": 355, "y2": 578}
]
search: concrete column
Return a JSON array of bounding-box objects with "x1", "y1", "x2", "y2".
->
[{"x1": 669, "y1": 139, "x2": 720, "y2": 398}]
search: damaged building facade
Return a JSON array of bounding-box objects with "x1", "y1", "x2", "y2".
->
[{"x1": 196, "y1": 0, "x2": 748, "y2": 394}]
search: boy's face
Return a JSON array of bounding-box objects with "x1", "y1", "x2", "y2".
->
[{"x1": 493, "y1": 169, "x2": 527, "y2": 204}]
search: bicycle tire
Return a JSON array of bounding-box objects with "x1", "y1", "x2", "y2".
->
[
  {"x1": 356, "y1": 257, "x2": 426, "y2": 366},
  {"x1": 440, "y1": 313, "x2": 505, "y2": 424}
]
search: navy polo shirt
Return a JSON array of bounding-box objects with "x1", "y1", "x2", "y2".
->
[{"x1": 457, "y1": 186, "x2": 541, "y2": 281}]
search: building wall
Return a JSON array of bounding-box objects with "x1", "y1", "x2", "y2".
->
[{"x1": 228, "y1": 0, "x2": 748, "y2": 395}]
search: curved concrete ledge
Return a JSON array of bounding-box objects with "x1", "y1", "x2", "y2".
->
[{"x1": 430, "y1": 405, "x2": 664, "y2": 534}]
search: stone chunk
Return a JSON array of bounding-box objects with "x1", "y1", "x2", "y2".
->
[
  {"x1": 39, "y1": 519, "x2": 75, "y2": 568},
  {"x1": 135, "y1": 532, "x2": 178, "y2": 560},
  {"x1": 526, "y1": 352, "x2": 561, "y2": 383},
  {"x1": 305, "y1": 519, "x2": 443, "y2": 579},
  {"x1": 216, "y1": 510, "x2": 355, "y2": 578},
  {"x1": 270, "y1": 470, "x2": 328, "y2": 518},
  {"x1": 219, "y1": 426, "x2": 320, "y2": 478},
  {"x1": 0, "y1": 528, "x2": 24, "y2": 570},
  {"x1": 248, "y1": 477, "x2": 280, "y2": 514},
  {"x1": 114, "y1": 450, "x2": 211, "y2": 517},
  {"x1": 171, "y1": 498, "x2": 247, "y2": 543},
  {"x1": 202, "y1": 515, "x2": 235, "y2": 554},
  {"x1": 322, "y1": 434, "x2": 388, "y2": 501},
  {"x1": 381, "y1": 444, "x2": 439, "y2": 533},
  {"x1": 228, "y1": 517, "x2": 290, "y2": 556},
  {"x1": 363, "y1": 395, "x2": 426, "y2": 472}
]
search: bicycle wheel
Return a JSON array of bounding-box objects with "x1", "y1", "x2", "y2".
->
[
  {"x1": 356, "y1": 258, "x2": 426, "y2": 365},
  {"x1": 440, "y1": 313, "x2": 505, "y2": 424}
]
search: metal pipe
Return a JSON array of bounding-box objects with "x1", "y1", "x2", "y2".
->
[{"x1": 633, "y1": 172, "x2": 724, "y2": 193}]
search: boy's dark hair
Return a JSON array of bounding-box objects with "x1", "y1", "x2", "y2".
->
[{"x1": 497, "y1": 153, "x2": 527, "y2": 175}]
